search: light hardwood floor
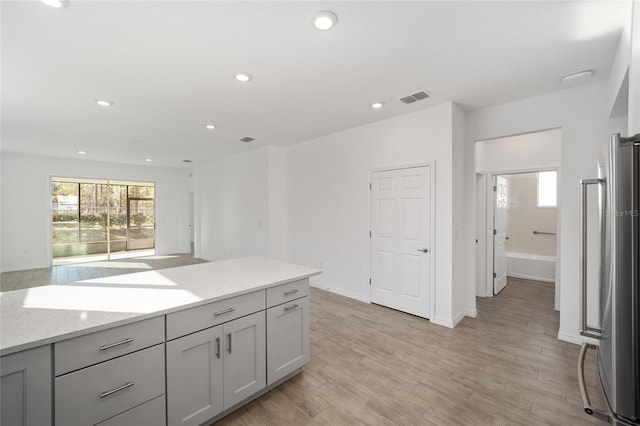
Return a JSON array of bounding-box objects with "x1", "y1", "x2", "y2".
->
[
  {"x1": 1, "y1": 258, "x2": 605, "y2": 425},
  {"x1": 215, "y1": 277, "x2": 606, "y2": 426},
  {"x1": 0, "y1": 252, "x2": 207, "y2": 291}
]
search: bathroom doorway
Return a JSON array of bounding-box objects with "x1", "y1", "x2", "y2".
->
[
  {"x1": 474, "y1": 128, "x2": 561, "y2": 310},
  {"x1": 491, "y1": 171, "x2": 558, "y2": 295}
]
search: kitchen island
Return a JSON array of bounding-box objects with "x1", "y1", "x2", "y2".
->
[{"x1": 0, "y1": 256, "x2": 320, "y2": 426}]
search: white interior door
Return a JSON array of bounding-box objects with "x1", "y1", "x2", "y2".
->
[
  {"x1": 370, "y1": 166, "x2": 431, "y2": 318},
  {"x1": 493, "y1": 176, "x2": 508, "y2": 295}
]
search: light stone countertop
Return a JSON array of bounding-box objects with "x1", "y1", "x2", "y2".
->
[{"x1": 0, "y1": 257, "x2": 321, "y2": 356}]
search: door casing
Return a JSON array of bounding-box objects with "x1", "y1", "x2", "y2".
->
[{"x1": 368, "y1": 162, "x2": 436, "y2": 320}]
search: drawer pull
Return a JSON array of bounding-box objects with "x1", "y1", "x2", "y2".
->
[
  {"x1": 214, "y1": 307, "x2": 236, "y2": 317},
  {"x1": 227, "y1": 333, "x2": 232, "y2": 354},
  {"x1": 99, "y1": 381, "x2": 134, "y2": 399},
  {"x1": 284, "y1": 289, "x2": 299, "y2": 296},
  {"x1": 99, "y1": 338, "x2": 134, "y2": 351},
  {"x1": 216, "y1": 337, "x2": 221, "y2": 359},
  {"x1": 284, "y1": 304, "x2": 299, "y2": 312}
]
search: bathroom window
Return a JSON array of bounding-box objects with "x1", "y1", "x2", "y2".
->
[{"x1": 537, "y1": 171, "x2": 557, "y2": 207}]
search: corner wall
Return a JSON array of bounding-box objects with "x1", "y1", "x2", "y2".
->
[
  {"x1": 197, "y1": 146, "x2": 270, "y2": 261},
  {"x1": 465, "y1": 81, "x2": 627, "y2": 344},
  {"x1": 0, "y1": 152, "x2": 191, "y2": 272},
  {"x1": 283, "y1": 102, "x2": 458, "y2": 326}
]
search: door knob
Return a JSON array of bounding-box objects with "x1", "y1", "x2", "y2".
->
[{"x1": 417, "y1": 248, "x2": 429, "y2": 253}]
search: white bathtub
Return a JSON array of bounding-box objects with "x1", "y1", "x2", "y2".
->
[{"x1": 506, "y1": 252, "x2": 556, "y2": 283}]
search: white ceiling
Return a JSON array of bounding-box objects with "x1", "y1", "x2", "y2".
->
[{"x1": 0, "y1": 0, "x2": 631, "y2": 168}]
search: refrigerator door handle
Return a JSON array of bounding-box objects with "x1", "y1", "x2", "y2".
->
[
  {"x1": 577, "y1": 343, "x2": 611, "y2": 421},
  {"x1": 579, "y1": 178, "x2": 605, "y2": 339}
]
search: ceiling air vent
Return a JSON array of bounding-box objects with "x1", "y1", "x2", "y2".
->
[
  {"x1": 240, "y1": 137, "x2": 256, "y2": 143},
  {"x1": 400, "y1": 90, "x2": 431, "y2": 104}
]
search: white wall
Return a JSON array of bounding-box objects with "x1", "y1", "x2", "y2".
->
[
  {"x1": 0, "y1": 152, "x2": 191, "y2": 272},
  {"x1": 284, "y1": 102, "x2": 461, "y2": 326},
  {"x1": 506, "y1": 175, "x2": 557, "y2": 256},
  {"x1": 465, "y1": 81, "x2": 627, "y2": 345},
  {"x1": 452, "y1": 103, "x2": 473, "y2": 323},
  {"x1": 198, "y1": 146, "x2": 270, "y2": 261},
  {"x1": 475, "y1": 129, "x2": 561, "y2": 172},
  {"x1": 268, "y1": 146, "x2": 286, "y2": 260}
]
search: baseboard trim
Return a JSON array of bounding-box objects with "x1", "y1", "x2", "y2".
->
[
  {"x1": 507, "y1": 272, "x2": 555, "y2": 283},
  {"x1": 557, "y1": 330, "x2": 600, "y2": 346},
  {"x1": 430, "y1": 316, "x2": 454, "y2": 328},
  {"x1": 309, "y1": 281, "x2": 370, "y2": 303},
  {"x1": 1, "y1": 263, "x2": 50, "y2": 273}
]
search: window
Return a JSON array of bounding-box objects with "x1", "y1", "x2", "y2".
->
[
  {"x1": 51, "y1": 178, "x2": 155, "y2": 261},
  {"x1": 537, "y1": 171, "x2": 557, "y2": 207}
]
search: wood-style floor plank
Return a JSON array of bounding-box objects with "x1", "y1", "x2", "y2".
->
[
  {"x1": 1, "y1": 257, "x2": 606, "y2": 426},
  {"x1": 213, "y1": 278, "x2": 607, "y2": 426}
]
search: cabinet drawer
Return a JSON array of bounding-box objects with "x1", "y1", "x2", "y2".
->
[
  {"x1": 55, "y1": 316, "x2": 164, "y2": 376},
  {"x1": 167, "y1": 290, "x2": 265, "y2": 341},
  {"x1": 96, "y1": 395, "x2": 165, "y2": 426},
  {"x1": 266, "y1": 278, "x2": 309, "y2": 308},
  {"x1": 55, "y1": 344, "x2": 165, "y2": 426}
]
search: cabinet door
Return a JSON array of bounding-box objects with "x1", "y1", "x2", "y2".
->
[
  {"x1": 223, "y1": 311, "x2": 266, "y2": 409},
  {"x1": 266, "y1": 296, "x2": 310, "y2": 385},
  {"x1": 166, "y1": 326, "x2": 224, "y2": 426},
  {"x1": 1, "y1": 346, "x2": 52, "y2": 426}
]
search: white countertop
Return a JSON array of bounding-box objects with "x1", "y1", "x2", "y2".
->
[{"x1": 0, "y1": 257, "x2": 321, "y2": 356}]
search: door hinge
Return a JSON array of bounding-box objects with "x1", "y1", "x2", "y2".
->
[
  {"x1": 369, "y1": 183, "x2": 372, "y2": 190},
  {"x1": 493, "y1": 185, "x2": 497, "y2": 192},
  {"x1": 493, "y1": 229, "x2": 497, "y2": 235},
  {"x1": 493, "y1": 272, "x2": 497, "y2": 278},
  {"x1": 369, "y1": 230, "x2": 372, "y2": 237},
  {"x1": 369, "y1": 278, "x2": 372, "y2": 285}
]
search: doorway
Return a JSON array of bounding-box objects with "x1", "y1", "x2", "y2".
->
[
  {"x1": 369, "y1": 164, "x2": 434, "y2": 319},
  {"x1": 51, "y1": 177, "x2": 155, "y2": 265},
  {"x1": 474, "y1": 128, "x2": 561, "y2": 309}
]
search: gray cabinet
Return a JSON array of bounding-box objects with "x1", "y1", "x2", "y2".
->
[
  {"x1": 266, "y1": 296, "x2": 310, "y2": 385},
  {"x1": 166, "y1": 311, "x2": 266, "y2": 426},
  {"x1": 0, "y1": 275, "x2": 310, "y2": 426},
  {"x1": 0, "y1": 345, "x2": 52, "y2": 426},
  {"x1": 95, "y1": 395, "x2": 166, "y2": 426},
  {"x1": 223, "y1": 311, "x2": 266, "y2": 408},
  {"x1": 166, "y1": 326, "x2": 224, "y2": 426},
  {"x1": 55, "y1": 344, "x2": 165, "y2": 426}
]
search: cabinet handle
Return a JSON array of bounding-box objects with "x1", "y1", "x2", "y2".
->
[
  {"x1": 227, "y1": 333, "x2": 232, "y2": 354},
  {"x1": 214, "y1": 307, "x2": 235, "y2": 317},
  {"x1": 284, "y1": 304, "x2": 299, "y2": 312},
  {"x1": 216, "y1": 337, "x2": 221, "y2": 359},
  {"x1": 99, "y1": 382, "x2": 134, "y2": 399},
  {"x1": 99, "y1": 338, "x2": 134, "y2": 351},
  {"x1": 284, "y1": 289, "x2": 299, "y2": 296}
]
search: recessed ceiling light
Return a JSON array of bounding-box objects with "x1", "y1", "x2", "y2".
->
[
  {"x1": 40, "y1": 0, "x2": 67, "y2": 8},
  {"x1": 312, "y1": 10, "x2": 338, "y2": 30},
  {"x1": 145, "y1": 158, "x2": 153, "y2": 162},
  {"x1": 77, "y1": 150, "x2": 86, "y2": 155},
  {"x1": 234, "y1": 73, "x2": 252, "y2": 82},
  {"x1": 204, "y1": 124, "x2": 216, "y2": 130},
  {"x1": 96, "y1": 100, "x2": 113, "y2": 107},
  {"x1": 371, "y1": 102, "x2": 384, "y2": 109}
]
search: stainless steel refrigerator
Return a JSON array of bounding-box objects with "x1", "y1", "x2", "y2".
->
[{"x1": 578, "y1": 132, "x2": 640, "y2": 425}]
